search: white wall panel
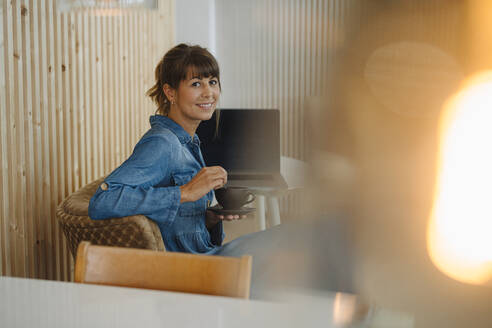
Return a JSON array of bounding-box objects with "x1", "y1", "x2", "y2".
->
[{"x1": 215, "y1": 0, "x2": 360, "y2": 219}]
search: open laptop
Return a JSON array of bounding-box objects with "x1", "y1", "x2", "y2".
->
[{"x1": 196, "y1": 109, "x2": 288, "y2": 189}]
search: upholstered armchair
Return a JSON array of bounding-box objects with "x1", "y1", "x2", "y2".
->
[{"x1": 56, "y1": 177, "x2": 165, "y2": 259}]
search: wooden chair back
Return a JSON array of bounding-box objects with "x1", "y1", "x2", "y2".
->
[{"x1": 74, "y1": 241, "x2": 252, "y2": 299}]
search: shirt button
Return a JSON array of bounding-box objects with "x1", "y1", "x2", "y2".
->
[{"x1": 100, "y1": 182, "x2": 108, "y2": 191}]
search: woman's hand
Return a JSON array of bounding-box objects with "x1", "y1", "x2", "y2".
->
[
  {"x1": 179, "y1": 166, "x2": 227, "y2": 203},
  {"x1": 205, "y1": 210, "x2": 247, "y2": 229}
]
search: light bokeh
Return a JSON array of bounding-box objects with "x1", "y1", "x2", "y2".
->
[{"x1": 428, "y1": 72, "x2": 492, "y2": 285}]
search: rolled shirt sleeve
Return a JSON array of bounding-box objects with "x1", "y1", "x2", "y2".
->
[{"x1": 88, "y1": 135, "x2": 181, "y2": 227}]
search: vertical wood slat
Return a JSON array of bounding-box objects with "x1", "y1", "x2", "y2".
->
[
  {"x1": 57, "y1": 1, "x2": 71, "y2": 281},
  {"x1": 114, "y1": 13, "x2": 122, "y2": 166},
  {"x1": 29, "y1": 0, "x2": 42, "y2": 279},
  {"x1": 80, "y1": 12, "x2": 88, "y2": 186},
  {"x1": 20, "y1": 0, "x2": 35, "y2": 279},
  {"x1": 107, "y1": 14, "x2": 115, "y2": 171},
  {"x1": 52, "y1": 0, "x2": 63, "y2": 280},
  {"x1": 101, "y1": 14, "x2": 109, "y2": 175},
  {"x1": 12, "y1": 0, "x2": 28, "y2": 277},
  {"x1": 134, "y1": 13, "x2": 142, "y2": 145},
  {"x1": 87, "y1": 13, "x2": 95, "y2": 183},
  {"x1": 1, "y1": 0, "x2": 173, "y2": 279},
  {"x1": 0, "y1": 0, "x2": 10, "y2": 276},
  {"x1": 4, "y1": 0, "x2": 15, "y2": 276},
  {"x1": 123, "y1": 13, "x2": 130, "y2": 159},
  {"x1": 39, "y1": 0, "x2": 52, "y2": 279},
  {"x1": 46, "y1": 0, "x2": 60, "y2": 280}
]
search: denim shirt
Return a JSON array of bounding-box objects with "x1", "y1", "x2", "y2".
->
[{"x1": 88, "y1": 115, "x2": 224, "y2": 254}]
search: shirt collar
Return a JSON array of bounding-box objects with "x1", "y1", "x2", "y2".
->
[{"x1": 149, "y1": 115, "x2": 200, "y2": 146}]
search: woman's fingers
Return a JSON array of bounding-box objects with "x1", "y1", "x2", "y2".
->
[
  {"x1": 203, "y1": 166, "x2": 227, "y2": 190},
  {"x1": 209, "y1": 166, "x2": 227, "y2": 185},
  {"x1": 212, "y1": 177, "x2": 226, "y2": 190},
  {"x1": 223, "y1": 215, "x2": 239, "y2": 221},
  {"x1": 182, "y1": 166, "x2": 228, "y2": 202},
  {"x1": 215, "y1": 214, "x2": 247, "y2": 222}
]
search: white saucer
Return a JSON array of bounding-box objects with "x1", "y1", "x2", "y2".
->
[{"x1": 207, "y1": 205, "x2": 256, "y2": 215}]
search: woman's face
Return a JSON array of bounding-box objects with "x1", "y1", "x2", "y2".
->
[{"x1": 171, "y1": 70, "x2": 220, "y2": 124}]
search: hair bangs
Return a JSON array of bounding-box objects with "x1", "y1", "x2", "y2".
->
[{"x1": 185, "y1": 55, "x2": 220, "y2": 80}]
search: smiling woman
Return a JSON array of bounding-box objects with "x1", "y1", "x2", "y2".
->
[
  {"x1": 88, "y1": 44, "x2": 239, "y2": 254},
  {"x1": 147, "y1": 44, "x2": 221, "y2": 118},
  {"x1": 163, "y1": 72, "x2": 220, "y2": 133}
]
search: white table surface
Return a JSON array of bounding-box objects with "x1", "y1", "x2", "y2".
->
[{"x1": 0, "y1": 276, "x2": 400, "y2": 328}]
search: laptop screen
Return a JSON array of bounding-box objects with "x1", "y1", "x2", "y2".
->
[{"x1": 196, "y1": 109, "x2": 280, "y2": 172}]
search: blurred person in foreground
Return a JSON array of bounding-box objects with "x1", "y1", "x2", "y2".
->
[{"x1": 313, "y1": 2, "x2": 492, "y2": 328}]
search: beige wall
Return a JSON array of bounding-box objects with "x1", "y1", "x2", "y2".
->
[{"x1": 0, "y1": 0, "x2": 174, "y2": 280}]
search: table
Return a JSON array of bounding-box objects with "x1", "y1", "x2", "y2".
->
[
  {"x1": 0, "y1": 277, "x2": 411, "y2": 328},
  {"x1": 252, "y1": 156, "x2": 310, "y2": 230}
]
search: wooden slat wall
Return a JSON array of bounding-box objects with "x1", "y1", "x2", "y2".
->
[{"x1": 0, "y1": 0, "x2": 174, "y2": 280}]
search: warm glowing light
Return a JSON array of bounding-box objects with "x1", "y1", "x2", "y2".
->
[
  {"x1": 333, "y1": 293, "x2": 357, "y2": 325},
  {"x1": 428, "y1": 72, "x2": 492, "y2": 285}
]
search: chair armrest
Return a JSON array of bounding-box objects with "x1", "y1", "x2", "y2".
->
[{"x1": 56, "y1": 178, "x2": 165, "y2": 259}]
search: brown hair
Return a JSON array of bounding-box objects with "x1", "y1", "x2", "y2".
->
[{"x1": 146, "y1": 43, "x2": 221, "y2": 116}]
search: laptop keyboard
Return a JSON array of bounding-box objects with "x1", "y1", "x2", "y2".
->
[{"x1": 228, "y1": 174, "x2": 274, "y2": 180}]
